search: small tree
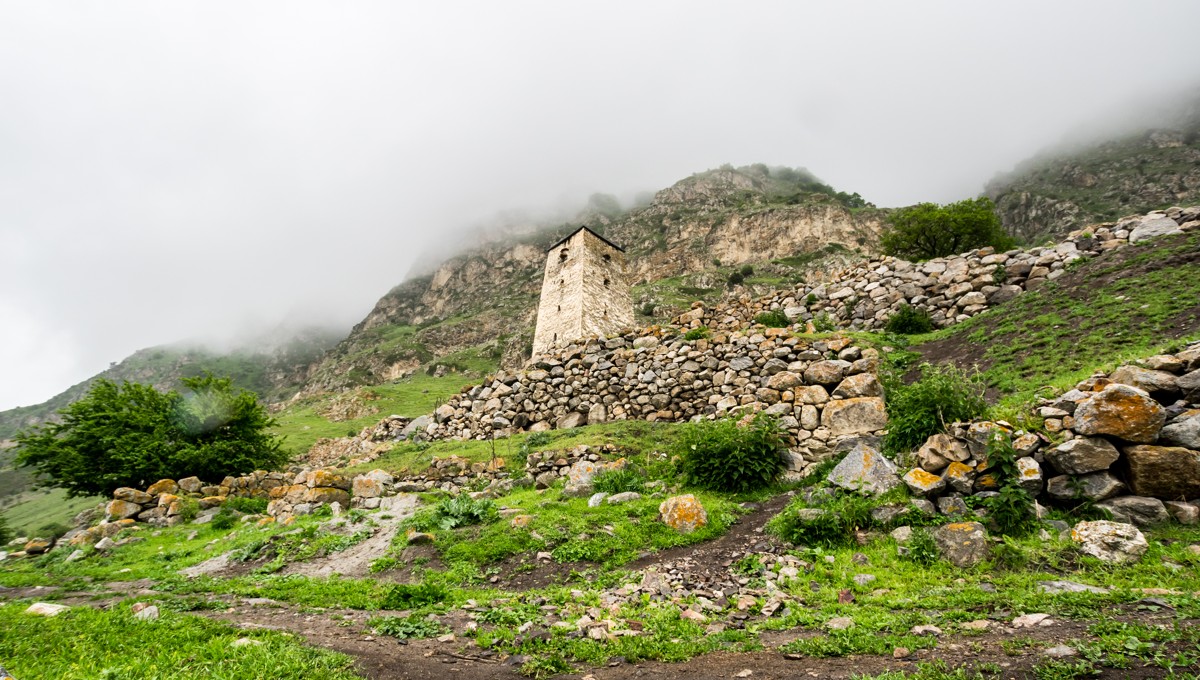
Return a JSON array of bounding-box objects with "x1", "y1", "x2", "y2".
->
[
  {"x1": 881, "y1": 197, "x2": 1013, "y2": 260},
  {"x1": 16, "y1": 374, "x2": 285, "y2": 497}
]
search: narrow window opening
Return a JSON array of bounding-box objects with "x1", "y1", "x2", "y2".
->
[
  {"x1": 603, "y1": 253, "x2": 611, "y2": 263},
  {"x1": 559, "y1": 248, "x2": 568, "y2": 261},
  {"x1": 557, "y1": 305, "x2": 561, "y2": 312},
  {"x1": 603, "y1": 278, "x2": 610, "y2": 287}
]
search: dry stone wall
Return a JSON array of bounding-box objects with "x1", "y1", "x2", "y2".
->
[
  {"x1": 419, "y1": 330, "x2": 886, "y2": 473},
  {"x1": 677, "y1": 207, "x2": 1199, "y2": 334}
]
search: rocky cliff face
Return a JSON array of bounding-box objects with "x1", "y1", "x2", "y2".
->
[
  {"x1": 988, "y1": 99, "x2": 1200, "y2": 243},
  {"x1": 300, "y1": 166, "x2": 885, "y2": 393}
]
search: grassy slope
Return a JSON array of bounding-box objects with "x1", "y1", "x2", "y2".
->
[
  {"x1": 1, "y1": 489, "x2": 102, "y2": 536},
  {"x1": 911, "y1": 230, "x2": 1200, "y2": 409}
]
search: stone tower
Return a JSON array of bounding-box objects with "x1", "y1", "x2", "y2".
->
[{"x1": 532, "y1": 226, "x2": 634, "y2": 356}]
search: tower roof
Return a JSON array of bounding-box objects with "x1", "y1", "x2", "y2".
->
[{"x1": 546, "y1": 225, "x2": 625, "y2": 253}]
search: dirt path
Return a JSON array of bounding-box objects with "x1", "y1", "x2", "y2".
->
[{"x1": 281, "y1": 494, "x2": 420, "y2": 579}]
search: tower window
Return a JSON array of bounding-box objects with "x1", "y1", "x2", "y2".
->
[
  {"x1": 559, "y1": 248, "x2": 568, "y2": 261},
  {"x1": 603, "y1": 254, "x2": 611, "y2": 263},
  {"x1": 603, "y1": 278, "x2": 610, "y2": 287}
]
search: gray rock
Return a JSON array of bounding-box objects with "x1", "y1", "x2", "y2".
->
[
  {"x1": 1129, "y1": 215, "x2": 1183, "y2": 243},
  {"x1": 820, "y1": 397, "x2": 888, "y2": 437},
  {"x1": 1045, "y1": 471, "x2": 1124, "y2": 501},
  {"x1": 937, "y1": 496, "x2": 968, "y2": 516},
  {"x1": 826, "y1": 443, "x2": 901, "y2": 496},
  {"x1": 606, "y1": 492, "x2": 642, "y2": 504},
  {"x1": 933, "y1": 522, "x2": 990, "y2": 567},
  {"x1": 1071, "y1": 520, "x2": 1148, "y2": 564},
  {"x1": 1037, "y1": 580, "x2": 1109, "y2": 594},
  {"x1": 1164, "y1": 501, "x2": 1199, "y2": 525},
  {"x1": 1109, "y1": 365, "x2": 1179, "y2": 395},
  {"x1": 1097, "y1": 496, "x2": 1170, "y2": 527},
  {"x1": 588, "y1": 493, "x2": 609, "y2": 508},
  {"x1": 1160, "y1": 415, "x2": 1200, "y2": 450},
  {"x1": 1073, "y1": 384, "x2": 1166, "y2": 444},
  {"x1": 1045, "y1": 437, "x2": 1119, "y2": 475}
]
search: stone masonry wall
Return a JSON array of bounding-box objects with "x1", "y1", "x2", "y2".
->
[
  {"x1": 676, "y1": 207, "x2": 1199, "y2": 334},
  {"x1": 532, "y1": 228, "x2": 634, "y2": 356}
]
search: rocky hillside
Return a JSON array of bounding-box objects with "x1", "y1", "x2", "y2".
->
[
  {"x1": 987, "y1": 95, "x2": 1200, "y2": 243},
  {"x1": 301, "y1": 165, "x2": 885, "y2": 394}
]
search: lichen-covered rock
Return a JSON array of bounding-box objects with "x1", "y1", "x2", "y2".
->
[
  {"x1": 106, "y1": 499, "x2": 143, "y2": 521},
  {"x1": 1071, "y1": 520, "x2": 1147, "y2": 564},
  {"x1": 903, "y1": 468, "x2": 946, "y2": 496},
  {"x1": 827, "y1": 442, "x2": 900, "y2": 496},
  {"x1": 1097, "y1": 496, "x2": 1171, "y2": 527},
  {"x1": 177, "y1": 476, "x2": 204, "y2": 494},
  {"x1": 933, "y1": 522, "x2": 989, "y2": 567},
  {"x1": 832, "y1": 373, "x2": 883, "y2": 399},
  {"x1": 659, "y1": 494, "x2": 708, "y2": 533},
  {"x1": 1045, "y1": 472, "x2": 1124, "y2": 501},
  {"x1": 942, "y1": 462, "x2": 976, "y2": 494},
  {"x1": 1045, "y1": 437, "x2": 1120, "y2": 475},
  {"x1": 1123, "y1": 445, "x2": 1200, "y2": 500},
  {"x1": 406, "y1": 529, "x2": 436, "y2": 545},
  {"x1": 310, "y1": 470, "x2": 351, "y2": 491},
  {"x1": 766, "y1": 371, "x2": 803, "y2": 391},
  {"x1": 820, "y1": 397, "x2": 887, "y2": 437},
  {"x1": 113, "y1": 487, "x2": 153, "y2": 505},
  {"x1": 145, "y1": 479, "x2": 179, "y2": 497},
  {"x1": 804, "y1": 360, "x2": 851, "y2": 385},
  {"x1": 1016, "y1": 457, "x2": 1043, "y2": 494},
  {"x1": 23, "y1": 538, "x2": 53, "y2": 555},
  {"x1": 563, "y1": 458, "x2": 626, "y2": 498},
  {"x1": 916, "y1": 433, "x2": 969, "y2": 472},
  {"x1": 1072, "y1": 384, "x2": 1165, "y2": 443},
  {"x1": 352, "y1": 477, "x2": 384, "y2": 499},
  {"x1": 304, "y1": 487, "x2": 351, "y2": 506}
]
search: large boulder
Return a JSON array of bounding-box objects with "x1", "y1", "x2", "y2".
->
[
  {"x1": 832, "y1": 373, "x2": 883, "y2": 399},
  {"x1": 304, "y1": 487, "x2": 351, "y2": 506},
  {"x1": 145, "y1": 479, "x2": 179, "y2": 497},
  {"x1": 1129, "y1": 215, "x2": 1183, "y2": 243},
  {"x1": 112, "y1": 487, "x2": 154, "y2": 505},
  {"x1": 804, "y1": 360, "x2": 852, "y2": 385},
  {"x1": 902, "y1": 468, "x2": 946, "y2": 496},
  {"x1": 563, "y1": 458, "x2": 625, "y2": 498},
  {"x1": 915, "y1": 433, "x2": 969, "y2": 472},
  {"x1": 1108, "y1": 365, "x2": 1179, "y2": 395},
  {"x1": 105, "y1": 499, "x2": 143, "y2": 521},
  {"x1": 659, "y1": 494, "x2": 708, "y2": 533},
  {"x1": 1072, "y1": 384, "x2": 1165, "y2": 443},
  {"x1": 1044, "y1": 437, "x2": 1119, "y2": 475},
  {"x1": 820, "y1": 398, "x2": 888, "y2": 437},
  {"x1": 1071, "y1": 520, "x2": 1147, "y2": 564},
  {"x1": 933, "y1": 522, "x2": 990, "y2": 567},
  {"x1": 1123, "y1": 445, "x2": 1200, "y2": 500},
  {"x1": 827, "y1": 443, "x2": 901, "y2": 497}
]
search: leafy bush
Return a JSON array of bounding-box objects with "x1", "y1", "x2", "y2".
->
[
  {"x1": 684, "y1": 326, "x2": 710, "y2": 341},
  {"x1": 806, "y1": 294, "x2": 818, "y2": 306},
  {"x1": 881, "y1": 197, "x2": 1014, "y2": 260},
  {"x1": 901, "y1": 527, "x2": 939, "y2": 565},
  {"x1": 370, "y1": 615, "x2": 448, "y2": 639},
  {"x1": 882, "y1": 363, "x2": 988, "y2": 455},
  {"x1": 210, "y1": 508, "x2": 238, "y2": 531},
  {"x1": 740, "y1": 264, "x2": 754, "y2": 276},
  {"x1": 885, "y1": 305, "x2": 934, "y2": 335},
  {"x1": 381, "y1": 582, "x2": 450, "y2": 609},
  {"x1": 812, "y1": 312, "x2": 837, "y2": 332},
  {"x1": 676, "y1": 413, "x2": 786, "y2": 493},
  {"x1": 223, "y1": 496, "x2": 269, "y2": 515},
  {"x1": 768, "y1": 493, "x2": 874, "y2": 548},
  {"x1": 983, "y1": 435, "x2": 1038, "y2": 537},
  {"x1": 15, "y1": 374, "x2": 284, "y2": 497},
  {"x1": 727, "y1": 271, "x2": 745, "y2": 286},
  {"x1": 526, "y1": 432, "x2": 551, "y2": 448},
  {"x1": 410, "y1": 494, "x2": 498, "y2": 532},
  {"x1": 592, "y1": 467, "x2": 645, "y2": 494},
  {"x1": 176, "y1": 497, "x2": 200, "y2": 523},
  {"x1": 754, "y1": 310, "x2": 790, "y2": 328}
]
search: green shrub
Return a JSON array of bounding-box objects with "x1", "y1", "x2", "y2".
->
[
  {"x1": 711, "y1": 258, "x2": 721, "y2": 267},
  {"x1": 684, "y1": 326, "x2": 710, "y2": 341},
  {"x1": 806, "y1": 294, "x2": 818, "y2": 306},
  {"x1": 754, "y1": 310, "x2": 790, "y2": 328},
  {"x1": 592, "y1": 467, "x2": 645, "y2": 494},
  {"x1": 0, "y1": 513, "x2": 11, "y2": 545},
  {"x1": 176, "y1": 497, "x2": 200, "y2": 523},
  {"x1": 370, "y1": 615, "x2": 448, "y2": 639},
  {"x1": 740, "y1": 264, "x2": 755, "y2": 276},
  {"x1": 992, "y1": 265, "x2": 1008, "y2": 285},
  {"x1": 210, "y1": 508, "x2": 238, "y2": 531},
  {"x1": 381, "y1": 582, "x2": 450, "y2": 609},
  {"x1": 37, "y1": 522, "x2": 71, "y2": 539},
  {"x1": 881, "y1": 197, "x2": 1013, "y2": 260},
  {"x1": 983, "y1": 435, "x2": 1038, "y2": 537},
  {"x1": 901, "y1": 527, "x2": 939, "y2": 565},
  {"x1": 639, "y1": 302, "x2": 656, "y2": 316},
  {"x1": 223, "y1": 496, "x2": 269, "y2": 515},
  {"x1": 812, "y1": 312, "x2": 837, "y2": 332},
  {"x1": 767, "y1": 493, "x2": 875, "y2": 548},
  {"x1": 727, "y1": 271, "x2": 745, "y2": 286},
  {"x1": 676, "y1": 413, "x2": 786, "y2": 493},
  {"x1": 885, "y1": 305, "x2": 934, "y2": 335},
  {"x1": 409, "y1": 494, "x2": 498, "y2": 532},
  {"x1": 882, "y1": 363, "x2": 988, "y2": 455}
]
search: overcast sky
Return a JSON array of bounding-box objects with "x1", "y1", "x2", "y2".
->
[{"x1": 2, "y1": 1, "x2": 1199, "y2": 411}]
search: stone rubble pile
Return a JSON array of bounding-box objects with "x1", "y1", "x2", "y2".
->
[{"x1": 675, "y1": 207, "x2": 1199, "y2": 334}]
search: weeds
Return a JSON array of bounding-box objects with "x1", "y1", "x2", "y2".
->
[{"x1": 676, "y1": 413, "x2": 786, "y2": 493}]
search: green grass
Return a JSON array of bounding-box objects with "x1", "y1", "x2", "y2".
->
[
  {"x1": 912, "y1": 231, "x2": 1200, "y2": 409},
  {"x1": 1, "y1": 488, "x2": 103, "y2": 536},
  {"x1": 272, "y1": 348, "x2": 499, "y2": 456},
  {"x1": 0, "y1": 601, "x2": 360, "y2": 679}
]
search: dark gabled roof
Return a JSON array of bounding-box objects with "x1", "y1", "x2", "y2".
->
[{"x1": 546, "y1": 225, "x2": 625, "y2": 253}]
